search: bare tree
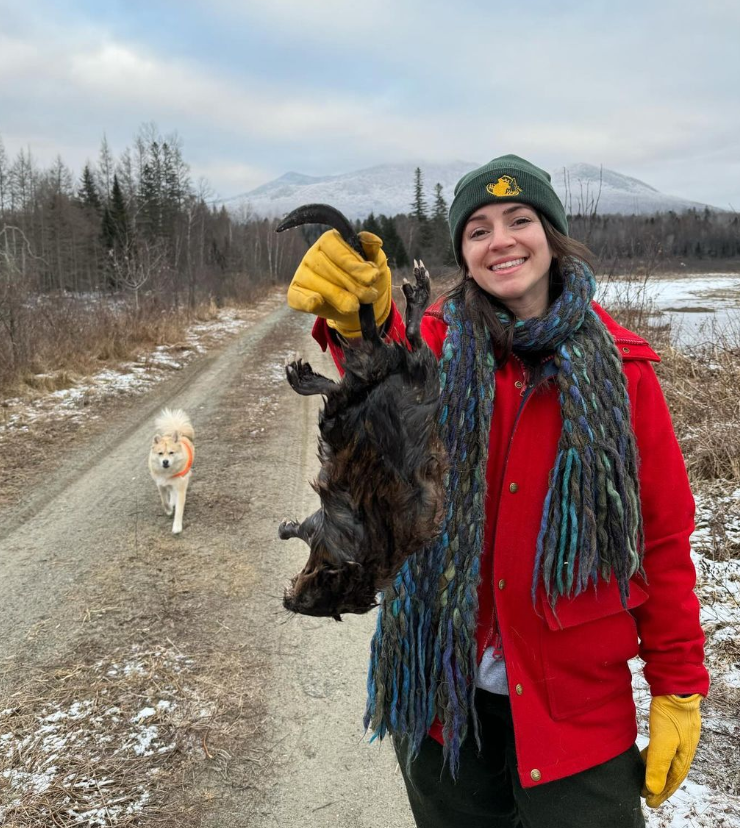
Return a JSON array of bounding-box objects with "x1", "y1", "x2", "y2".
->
[
  {"x1": 0, "y1": 225, "x2": 46, "y2": 371},
  {"x1": 109, "y1": 238, "x2": 169, "y2": 312}
]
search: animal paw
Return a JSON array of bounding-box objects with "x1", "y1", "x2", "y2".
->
[
  {"x1": 285, "y1": 358, "x2": 314, "y2": 386},
  {"x1": 402, "y1": 259, "x2": 431, "y2": 310},
  {"x1": 285, "y1": 359, "x2": 338, "y2": 396},
  {"x1": 278, "y1": 519, "x2": 300, "y2": 539}
]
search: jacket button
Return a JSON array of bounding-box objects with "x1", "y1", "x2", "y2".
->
[
  {"x1": 514, "y1": 380, "x2": 523, "y2": 388},
  {"x1": 498, "y1": 579, "x2": 506, "y2": 590},
  {"x1": 515, "y1": 684, "x2": 523, "y2": 695},
  {"x1": 622, "y1": 346, "x2": 630, "y2": 354},
  {"x1": 530, "y1": 769, "x2": 542, "y2": 782},
  {"x1": 509, "y1": 482, "x2": 519, "y2": 493}
]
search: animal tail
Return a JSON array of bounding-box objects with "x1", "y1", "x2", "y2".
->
[{"x1": 155, "y1": 408, "x2": 195, "y2": 441}]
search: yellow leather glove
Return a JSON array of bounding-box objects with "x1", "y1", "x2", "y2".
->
[
  {"x1": 641, "y1": 694, "x2": 702, "y2": 808},
  {"x1": 286, "y1": 229, "x2": 392, "y2": 338}
]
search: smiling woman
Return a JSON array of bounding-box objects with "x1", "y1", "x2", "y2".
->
[
  {"x1": 461, "y1": 203, "x2": 554, "y2": 318},
  {"x1": 283, "y1": 153, "x2": 708, "y2": 828}
]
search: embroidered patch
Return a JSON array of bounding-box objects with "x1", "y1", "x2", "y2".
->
[{"x1": 486, "y1": 175, "x2": 522, "y2": 197}]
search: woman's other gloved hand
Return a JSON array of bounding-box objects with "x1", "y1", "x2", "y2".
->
[
  {"x1": 286, "y1": 229, "x2": 392, "y2": 338},
  {"x1": 641, "y1": 693, "x2": 702, "y2": 808}
]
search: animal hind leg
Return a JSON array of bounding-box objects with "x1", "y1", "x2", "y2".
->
[
  {"x1": 278, "y1": 509, "x2": 322, "y2": 544},
  {"x1": 285, "y1": 359, "x2": 338, "y2": 396},
  {"x1": 403, "y1": 260, "x2": 431, "y2": 350}
]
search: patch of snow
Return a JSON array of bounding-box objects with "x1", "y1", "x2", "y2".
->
[{"x1": 130, "y1": 725, "x2": 159, "y2": 756}]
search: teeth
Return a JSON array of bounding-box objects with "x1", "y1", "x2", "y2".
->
[{"x1": 491, "y1": 258, "x2": 525, "y2": 272}]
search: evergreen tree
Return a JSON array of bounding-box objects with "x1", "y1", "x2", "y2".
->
[
  {"x1": 379, "y1": 214, "x2": 409, "y2": 268},
  {"x1": 432, "y1": 182, "x2": 447, "y2": 223},
  {"x1": 409, "y1": 167, "x2": 434, "y2": 259},
  {"x1": 411, "y1": 167, "x2": 428, "y2": 222},
  {"x1": 363, "y1": 212, "x2": 383, "y2": 237},
  {"x1": 109, "y1": 175, "x2": 130, "y2": 247},
  {"x1": 431, "y1": 182, "x2": 455, "y2": 265},
  {"x1": 77, "y1": 163, "x2": 101, "y2": 211},
  {"x1": 102, "y1": 174, "x2": 132, "y2": 290},
  {"x1": 138, "y1": 148, "x2": 162, "y2": 239}
]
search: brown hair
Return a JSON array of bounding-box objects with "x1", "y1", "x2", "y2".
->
[{"x1": 444, "y1": 211, "x2": 595, "y2": 363}]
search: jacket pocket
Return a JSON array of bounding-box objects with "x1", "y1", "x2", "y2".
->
[{"x1": 539, "y1": 578, "x2": 648, "y2": 721}]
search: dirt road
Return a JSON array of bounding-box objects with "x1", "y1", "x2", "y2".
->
[{"x1": 0, "y1": 301, "x2": 413, "y2": 826}]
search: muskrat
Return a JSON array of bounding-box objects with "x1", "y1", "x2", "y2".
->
[{"x1": 277, "y1": 204, "x2": 446, "y2": 621}]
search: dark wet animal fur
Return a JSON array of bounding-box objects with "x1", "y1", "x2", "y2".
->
[{"x1": 279, "y1": 261, "x2": 446, "y2": 621}]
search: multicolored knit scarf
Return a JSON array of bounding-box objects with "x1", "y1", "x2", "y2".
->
[{"x1": 364, "y1": 259, "x2": 644, "y2": 775}]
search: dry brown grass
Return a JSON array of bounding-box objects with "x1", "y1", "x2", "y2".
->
[
  {"x1": 0, "y1": 642, "x2": 268, "y2": 827},
  {"x1": 602, "y1": 276, "x2": 740, "y2": 485},
  {"x1": 0, "y1": 290, "x2": 267, "y2": 399},
  {"x1": 658, "y1": 345, "x2": 740, "y2": 482}
]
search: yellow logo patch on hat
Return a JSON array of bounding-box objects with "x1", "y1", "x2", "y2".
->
[{"x1": 486, "y1": 176, "x2": 522, "y2": 197}]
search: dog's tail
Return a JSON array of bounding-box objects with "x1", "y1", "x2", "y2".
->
[{"x1": 155, "y1": 408, "x2": 195, "y2": 441}]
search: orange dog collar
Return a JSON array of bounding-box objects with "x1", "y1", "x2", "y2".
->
[{"x1": 172, "y1": 436, "x2": 194, "y2": 478}]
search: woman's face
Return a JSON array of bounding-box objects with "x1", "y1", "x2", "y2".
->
[{"x1": 461, "y1": 202, "x2": 553, "y2": 319}]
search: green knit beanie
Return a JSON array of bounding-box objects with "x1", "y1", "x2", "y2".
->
[{"x1": 448, "y1": 154, "x2": 568, "y2": 266}]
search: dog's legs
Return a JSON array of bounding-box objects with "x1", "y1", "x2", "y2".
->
[
  {"x1": 172, "y1": 481, "x2": 188, "y2": 534},
  {"x1": 159, "y1": 485, "x2": 173, "y2": 516}
]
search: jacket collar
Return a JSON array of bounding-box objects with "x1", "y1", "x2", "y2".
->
[{"x1": 592, "y1": 302, "x2": 660, "y2": 363}]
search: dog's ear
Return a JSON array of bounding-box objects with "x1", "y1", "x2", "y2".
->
[
  {"x1": 172, "y1": 430, "x2": 180, "y2": 443},
  {"x1": 152, "y1": 434, "x2": 162, "y2": 445}
]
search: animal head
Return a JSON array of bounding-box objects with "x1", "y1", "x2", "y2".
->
[
  {"x1": 279, "y1": 509, "x2": 378, "y2": 621},
  {"x1": 283, "y1": 553, "x2": 377, "y2": 622},
  {"x1": 149, "y1": 432, "x2": 190, "y2": 474}
]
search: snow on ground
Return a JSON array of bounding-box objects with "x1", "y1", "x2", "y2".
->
[
  {"x1": 0, "y1": 645, "x2": 200, "y2": 825},
  {"x1": 596, "y1": 273, "x2": 740, "y2": 348},
  {"x1": 0, "y1": 297, "x2": 282, "y2": 438}
]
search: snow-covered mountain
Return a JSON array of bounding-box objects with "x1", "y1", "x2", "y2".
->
[
  {"x1": 232, "y1": 161, "x2": 712, "y2": 220},
  {"x1": 551, "y1": 163, "x2": 709, "y2": 216}
]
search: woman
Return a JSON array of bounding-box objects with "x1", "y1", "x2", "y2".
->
[{"x1": 285, "y1": 155, "x2": 708, "y2": 828}]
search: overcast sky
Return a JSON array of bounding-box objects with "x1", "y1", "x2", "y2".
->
[{"x1": 1, "y1": 0, "x2": 738, "y2": 209}]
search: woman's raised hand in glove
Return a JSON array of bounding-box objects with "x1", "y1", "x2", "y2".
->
[{"x1": 286, "y1": 229, "x2": 392, "y2": 338}]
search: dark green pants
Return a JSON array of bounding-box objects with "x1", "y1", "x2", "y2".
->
[{"x1": 395, "y1": 690, "x2": 645, "y2": 828}]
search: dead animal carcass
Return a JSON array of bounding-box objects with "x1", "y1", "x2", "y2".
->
[{"x1": 277, "y1": 204, "x2": 446, "y2": 621}]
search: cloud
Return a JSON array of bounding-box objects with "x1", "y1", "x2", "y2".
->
[{"x1": 0, "y1": 1, "x2": 738, "y2": 207}]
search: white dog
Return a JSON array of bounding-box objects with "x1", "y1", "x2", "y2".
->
[{"x1": 148, "y1": 408, "x2": 195, "y2": 534}]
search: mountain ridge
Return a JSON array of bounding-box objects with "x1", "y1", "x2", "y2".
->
[{"x1": 228, "y1": 161, "x2": 714, "y2": 220}]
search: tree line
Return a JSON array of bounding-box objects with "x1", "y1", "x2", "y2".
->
[
  {"x1": 0, "y1": 124, "x2": 307, "y2": 313},
  {"x1": 1, "y1": 128, "x2": 738, "y2": 320}
]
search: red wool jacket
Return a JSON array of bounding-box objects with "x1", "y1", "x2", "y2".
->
[{"x1": 312, "y1": 301, "x2": 709, "y2": 789}]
